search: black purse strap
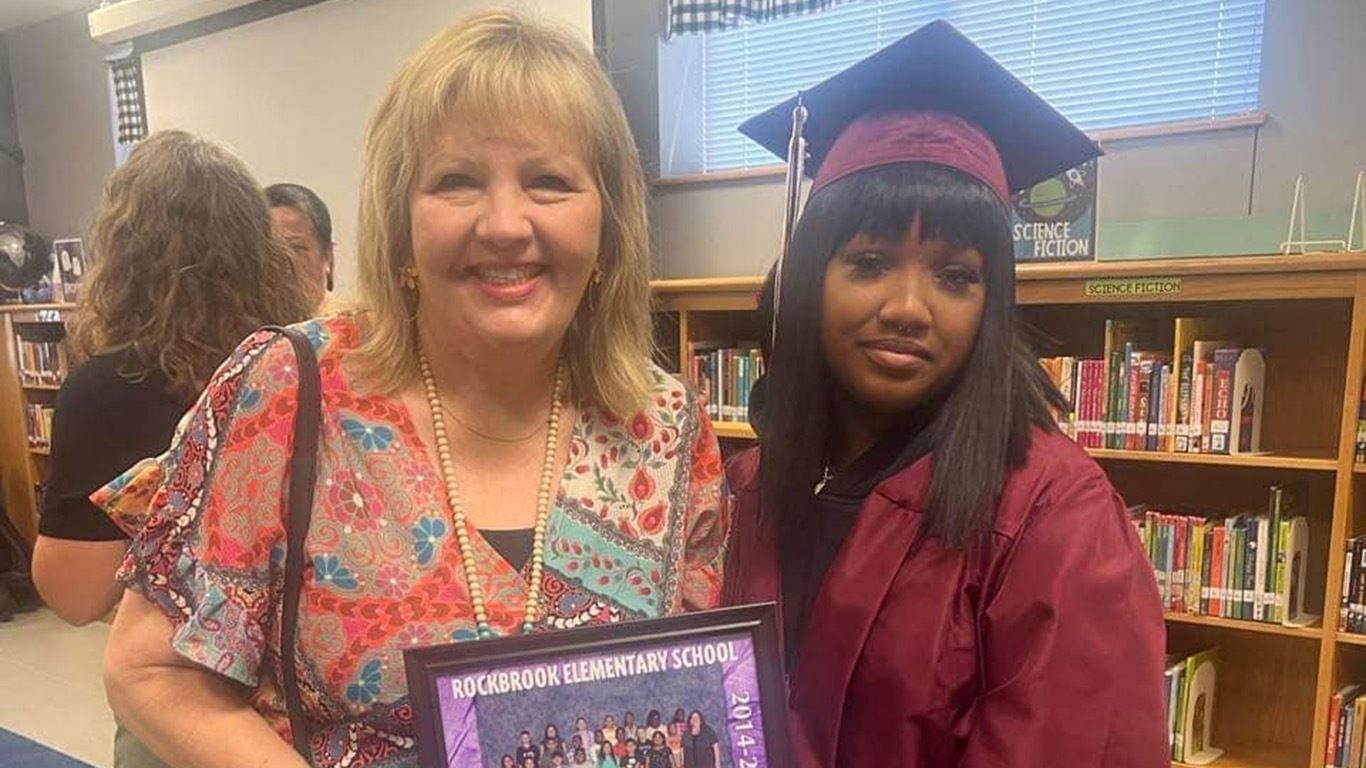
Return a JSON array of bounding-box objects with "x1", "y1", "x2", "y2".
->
[{"x1": 267, "y1": 326, "x2": 322, "y2": 762}]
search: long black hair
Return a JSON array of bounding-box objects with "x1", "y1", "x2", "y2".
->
[{"x1": 759, "y1": 162, "x2": 1065, "y2": 547}]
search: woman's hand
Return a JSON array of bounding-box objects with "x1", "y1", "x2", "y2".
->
[{"x1": 104, "y1": 590, "x2": 310, "y2": 768}]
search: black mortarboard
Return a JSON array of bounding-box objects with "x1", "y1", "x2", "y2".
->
[
  {"x1": 740, "y1": 20, "x2": 1101, "y2": 341},
  {"x1": 739, "y1": 19, "x2": 1101, "y2": 202}
]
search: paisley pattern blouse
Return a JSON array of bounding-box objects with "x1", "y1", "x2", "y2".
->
[{"x1": 94, "y1": 315, "x2": 729, "y2": 767}]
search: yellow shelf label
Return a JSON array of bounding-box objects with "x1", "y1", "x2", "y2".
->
[{"x1": 1084, "y1": 277, "x2": 1184, "y2": 298}]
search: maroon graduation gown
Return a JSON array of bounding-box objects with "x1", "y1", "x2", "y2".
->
[{"x1": 722, "y1": 427, "x2": 1168, "y2": 768}]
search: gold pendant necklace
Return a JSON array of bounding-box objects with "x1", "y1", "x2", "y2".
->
[{"x1": 419, "y1": 349, "x2": 565, "y2": 638}]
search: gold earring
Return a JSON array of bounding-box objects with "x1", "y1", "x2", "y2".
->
[
  {"x1": 592, "y1": 267, "x2": 604, "y2": 286},
  {"x1": 401, "y1": 264, "x2": 418, "y2": 291}
]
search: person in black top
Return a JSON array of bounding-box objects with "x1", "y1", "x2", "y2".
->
[
  {"x1": 517, "y1": 731, "x2": 541, "y2": 766},
  {"x1": 644, "y1": 731, "x2": 672, "y2": 768},
  {"x1": 29, "y1": 132, "x2": 312, "y2": 768},
  {"x1": 681, "y1": 712, "x2": 719, "y2": 768},
  {"x1": 32, "y1": 130, "x2": 311, "y2": 628}
]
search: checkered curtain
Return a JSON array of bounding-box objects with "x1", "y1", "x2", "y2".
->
[
  {"x1": 666, "y1": 0, "x2": 851, "y2": 37},
  {"x1": 109, "y1": 55, "x2": 147, "y2": 145}
]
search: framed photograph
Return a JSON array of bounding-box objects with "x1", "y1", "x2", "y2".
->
[
  {"x1": 51, "y1": 238, "x2": 88, "y2": 301},
  {"x1": 404, "y1": 604, "x2": 788, "y2": 768}
]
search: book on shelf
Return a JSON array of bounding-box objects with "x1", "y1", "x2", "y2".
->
[
  {"x1": 1040, "y1": 318, "x2": 1266, "y2": 456},
  {"x1": 1164, "y1": 656, "x2": 1184, "y2": 757},
  {"x1": 1328, "y1": 684, "x2": 1366, "y2": 768},
  {"x1": 15, "y1": 337, "x2": 65, "y2": 387},
  {"x1": 1231, "y1": 348, "x2": 1267, "y2": 454},
  {"x1": 1165, "y1": 648, "x2": 1223, "y2": 765},
  {"x1": 1349, "y1": 694, "x2": 1360, "y2": 768},
  {"x1": 1173, "y1": 318, "x2": 1224, "y2": 452},
  {"x1": 1334, "y1": 535, "x2": 1366, "y2": 636},
  {"x1": 24, "y1": 403, "x2": 54, "y2": 450},
  {"x1": 1137, "y1": 484, "x2": 1315, "y2": 628},
  {"x1": 1357, "y1": 383, "x2": 1366, "y2": 464},
  {"x1": 688, "y1": 342, "x2": 764, "y2": 424}
]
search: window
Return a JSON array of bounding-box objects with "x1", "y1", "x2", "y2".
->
[{"x1": 658, "y1": 0, "x2": 1266, "y2": 176}]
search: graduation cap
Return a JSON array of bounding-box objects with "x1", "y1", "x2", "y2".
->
[{"x1": 739, "y1": 19, "x2": 1101, "y2": 338}]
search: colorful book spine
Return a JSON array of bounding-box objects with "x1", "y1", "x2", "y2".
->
[
  {"x1": 1123, "y1": 347, "x2": 1141, "y2": 450},
  {"x1": 1187, "y1": 517, "x2": 1204, "y2": 612},
  {"x1": 1356, "y1": 542, "x2": 1366, "y2": 634},
  {"x1": 1213, "y1": 524, "x2": 1234, "y2": 614},
  {"x1": 1173, "y1": 516, "x2": 1187, "y2": 613},
  {"x1": 1342, "y1": 538, "x2": 1357, "y2": 632},
  {"x1": 1190, "y1": 359, "x2": 1208, "y2": 453},
  {"x1": 1234, "y1": 517, "x2": 1245, "y2": 619},
  {"x1": 1160, "y1": 364, "x2": 1175, "y2": 452},
  {"x1": 1200, "y1": 522, "x2": 1214, "y2": 614},
  {"x1": 1176, "y1": 352, "x2": 1195, "y2": 453},
  {"x1": 1209, "y1": 347, "x2": 1240, "y2": 454},
  {"x1": 1330, "y1": 689, "x2": 1347, "y2": 768},
  {"x1": 1357, "y1": 383, "x2": 1366, "y2": 464},
  {"x1": 1144, "y1": 360, "x2": 1160, "y2": 451},
  {"x1": 1244, "y1": 517, "x2": 1261, "y2": 620}
]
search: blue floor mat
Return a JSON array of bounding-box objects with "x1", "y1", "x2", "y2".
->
[{"x1": 0, "y1": 729, "x2": 94, "y2": 767}]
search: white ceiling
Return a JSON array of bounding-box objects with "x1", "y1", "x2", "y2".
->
[{"x1": 0, "y1": 0, "x2": 101, "y2": 34}]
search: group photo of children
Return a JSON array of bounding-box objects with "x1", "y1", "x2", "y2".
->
[{"x1": 493, "y1": 710, "x2": 723, "y2": 768}]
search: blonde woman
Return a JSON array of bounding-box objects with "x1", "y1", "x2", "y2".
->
[
  {"x1": 31, "y1": 130, "x2": 311, "y2": 766},
  {"x1": 98, "y1": 11, "x2": 728, "y2": 768}
]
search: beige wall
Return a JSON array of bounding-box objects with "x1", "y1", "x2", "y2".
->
[
  {"x1": 646, "y1": 0, "x2": 1366, "y2": 278},
  {"x1": 5, "y1": 5, "x2": 114, "y2": 241},
  {"x1": 141, "y1": 0, "x2": 592, "y2": 296},
  {"x1": 0, "y1": 36, "x2": 29, "y2": 225}
]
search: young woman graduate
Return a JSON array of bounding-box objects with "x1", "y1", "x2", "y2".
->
[{"x1": 721, "y1": 21, "x2": 1168, "y2": 768}]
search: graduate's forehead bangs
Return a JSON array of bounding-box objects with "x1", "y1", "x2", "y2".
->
[{"x1": 808, "y1": 162, "x2": 1009, "y2": 259}]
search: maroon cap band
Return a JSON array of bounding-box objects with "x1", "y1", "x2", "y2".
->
[{"x1": 810, "y1": 110, "x2": 1009, "y2": 203}]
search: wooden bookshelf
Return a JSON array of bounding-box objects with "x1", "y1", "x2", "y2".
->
[
  {"x1": 706, "y1": 421, "x2": 1339, "y2": 471},
  {"x1": 654, "y1": 253, "x2": 1366, "y2": 768},
  {"x1": 1173, "y1": 743, "x2": 1311, "y2": 768},
  {"x1": 0, "y1": 302, "x2": 74, "y2": 543},
  {"x1": 711, "y1": 421, "x2": 758, "y2": 440},
  {"x1": 1165, "y1": 612, "x2": 1323, "y2": 640},
  {"x1": 1087, "y1": 448, "x2": 1339, "y2": 471},
  {"x1": 0, "y1": 302, "x2": 77, "y2": 315}
]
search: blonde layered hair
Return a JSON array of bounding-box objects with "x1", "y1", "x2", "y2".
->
[
  {"x1": 352, "y1": 9, "x2": 654, "y2": 416},
  {"x1": 70, "y1": 130, "x2": 312, "y2": 398}
]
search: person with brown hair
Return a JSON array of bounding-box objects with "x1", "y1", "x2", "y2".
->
[
  {"x1": 33, "y1": 129, "x2": 311, "y2": 623},
  {"x1": 30, "y1": 128, "x2": 312, "y2": 764},
  {"x1": 97, "y1": 10, "x2": 727, "y2": 768}
]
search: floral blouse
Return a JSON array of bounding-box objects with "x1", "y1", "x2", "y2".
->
[{"x1": 94, "y1": 315, "x2": 729, "y2": 768}]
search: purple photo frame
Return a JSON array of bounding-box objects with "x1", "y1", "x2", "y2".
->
[{"x1": 404, "y1": 604, "x2": 787, "y2": 768}]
